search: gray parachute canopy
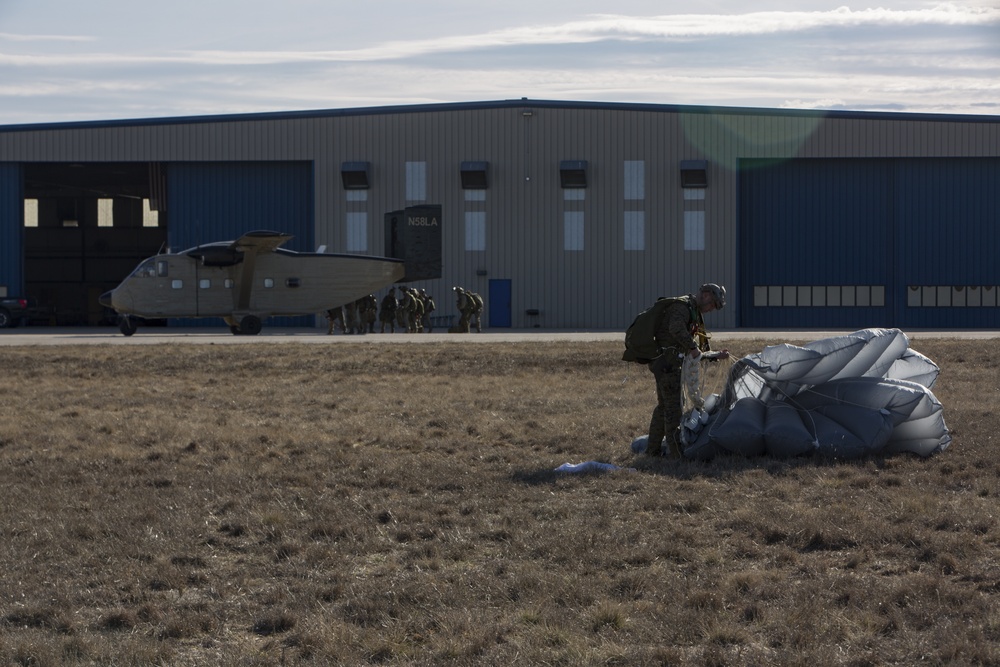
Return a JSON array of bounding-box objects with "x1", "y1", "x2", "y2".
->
[{"x1": 682, "y1": 328, "x2": 951, "y2": 460}]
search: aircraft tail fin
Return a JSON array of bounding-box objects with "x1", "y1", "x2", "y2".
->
[{"x1": 384, "y1": 205, "x2": 442, "y2": 282}]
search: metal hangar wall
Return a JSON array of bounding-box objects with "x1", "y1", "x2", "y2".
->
[{"x1": 0, "y1": 100, "x2": 998, "y2": 330}]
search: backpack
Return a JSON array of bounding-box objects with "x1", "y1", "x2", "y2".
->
[{"x1": 622, "y1": 296, "x2": 696, "y2": 363}]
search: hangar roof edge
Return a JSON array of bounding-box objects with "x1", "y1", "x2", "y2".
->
[{"x1": 2, "y1": 98, "x2": 999, "y2": 133}]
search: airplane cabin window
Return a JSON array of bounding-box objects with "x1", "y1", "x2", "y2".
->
[
  {"x1": 172, "y1": 280, "x2": 183, "y2": 289},
  {"x1": 264, "y1": 278, "x2": 275, "y2": 288},
  {"x1": 224, "y1": 279, "x2": 234, "y2": 288},
  {"x1": 157, "y1": 261, "x2": 169, "y2": 277},
  {"x1": 199, "y1": 279, "x2": 211, "y2": 289}
]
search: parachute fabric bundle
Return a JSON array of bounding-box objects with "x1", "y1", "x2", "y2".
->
[{"x1": 681, "y1": 328, "x2": 950, "y2": 460}]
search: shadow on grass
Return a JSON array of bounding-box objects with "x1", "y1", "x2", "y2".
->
[{"x1": 512, "y1": 453, "x2": 900, "y2": 485}]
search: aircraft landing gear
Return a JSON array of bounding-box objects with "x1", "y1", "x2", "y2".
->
[
  {"x1": 233, "y1": 315, "x2": 262, "y2": 336},
  {"x1": 119, "y1": 316, "x2": 138, "y2": 337}
]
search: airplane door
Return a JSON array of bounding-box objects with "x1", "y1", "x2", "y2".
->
[{"x1": 488, "y1": 279, "x2": 511, "y2": 328}]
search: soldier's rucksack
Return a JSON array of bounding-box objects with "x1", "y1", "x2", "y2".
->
[{"x1": 622, "y1": 296, "x2": 693, "y2": 363}]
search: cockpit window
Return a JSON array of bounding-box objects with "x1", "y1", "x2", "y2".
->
[{"x1": 131, "y1": 259, "x2": 157, "y2": 278}]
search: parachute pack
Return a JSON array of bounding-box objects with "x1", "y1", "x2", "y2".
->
[{"x1": 622, "y1": 296, "x2": 697, "y2": 363}]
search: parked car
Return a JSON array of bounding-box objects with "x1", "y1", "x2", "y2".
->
[{"x1": 0, "y1": 296, "x2": 30, "y2": 328}]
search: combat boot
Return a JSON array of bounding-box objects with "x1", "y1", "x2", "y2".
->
[{"x1": 645, "y1": 437, "x2": 663, "y2": 457}]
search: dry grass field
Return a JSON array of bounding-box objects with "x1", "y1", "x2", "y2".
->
[{"x1": 0, "y1": 335, "x2": 998, "y2": 666}]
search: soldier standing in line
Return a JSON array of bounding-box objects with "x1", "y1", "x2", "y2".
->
[
  {"x1": 468, "y1": 290, "x2": 484, "y2": 333},
  {"x1": 402, "y1": 288, "x2": 424, "y2": 333},
  {"x1": 344, "y1": 300, "x2": 361, "y2": 334},
  {"x1": 357, "y1": 294, "x2": 378, "y2": 334},
  {"x1": 450, "y1": 286, "x2": 471, "y2": 333},
  {"x1": 420, "y1": 289, "x2": 436, "y2": 333},
  {"x1": 379, "y1": 288, "x2": 398, "y2": 333},
  {"x1": 326, "y1": 305, "x2": 345, "y2": 335}
]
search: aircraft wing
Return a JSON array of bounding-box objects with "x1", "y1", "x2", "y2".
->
[{"x1": 232, "y1": 230, "x2": 294, "y2": 254}]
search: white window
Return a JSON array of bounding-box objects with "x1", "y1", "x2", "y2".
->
[
  {"x1": 406, "y1": 161, "x2": 427, "y2": 202},
  {"x1": 98, "y1": 198, "x2": 114, "y2": 227},
  {"x1": 684, "y1": 210, "x2": 705, "y2": 251},
  {"x1": 263, "y1": 278, "x2": 275, "y2": 288},
  {"x1": 563, "y1": 189, "x2": 585, "y2": 201},
  {"x1": 346, "y1": 190, "x2": 368, "y2": 202},
  {"x1": 624, "y1": 161, "x2": 645, "y2": 200},
  {"x1": 564, "y1": 212, "x2": 584, "y2": 251},
  {"x1": 142, "y1": 199, "x2": 159, "y2": 227},
  {"x1": 346, "y1": 212, "x2": 368, "y2": 252},
  {"x1": 171, "y1": 280, "x2": 183, "y2": 289},
  {"x1": 624, "y1": 211, "x2": 645, "y2": 251},
  {"x1": 224, "y1": 279, "x2": 234, "y2": 289},
  {"x1": 465, "y1": 212, "x2": 486, "y2": 251},
  {"x1": 464, "y1": 190, "x2": 486, "y2": 202},
  {"x1": 199, "y1": 279, "x2": 211, "y2": 289},
  {"x1": 23, "y1": 199, "x2": 38, "y2": 227}
]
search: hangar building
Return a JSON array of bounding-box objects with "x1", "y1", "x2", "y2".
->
[{"x1": 1, "y1": 99, "x2": 998, "y2": 330}]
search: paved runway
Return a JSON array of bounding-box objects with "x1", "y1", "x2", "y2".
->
[{"x1": 1, "y1": 326, "x2": 998, "y2": 346}]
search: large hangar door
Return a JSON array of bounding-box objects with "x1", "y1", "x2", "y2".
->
[
  {"x1": 741, "y1": 158, "x2": 1000, "y2": 329},
  {"x1": 894, "y1": 158, "x2": 1000, "y2": 328},
  {"x1": 0, "y1": 164, "x2": 22, "y2": 298},
  {"x1": 167, "y1": 162, "x2": 314, "y2": 327},
  {"x1": 740, "y1": 159, "x2": 893, "y2": 328}
]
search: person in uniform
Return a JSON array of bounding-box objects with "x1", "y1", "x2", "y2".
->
[
  {"x1": 450, "y1": 286, "x2": 472, "y2": 333},
  {"x1": 643, "y1": 283, "x2": 728, "y2": 457},
  {"x1": 379, "y1": 288, "x2": 398, "y2": 333},
  {"x1": 357, "y1": 294, "x2": 378, "y2": 334},
  {"x1": 419, "y1": 289, "x2": 436, "y2": 332},
  {"x1": 326, "y1": 305, "x2": 344, "y2": 335}
]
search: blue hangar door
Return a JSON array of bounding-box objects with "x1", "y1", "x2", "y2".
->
[
  {"x1": 740, "y1": 158, "x2": 1000, "y2": 329},
  {"x1": 0, "y1": 164, "x2": 23, "y2": 298},
  {"x1": 167, "y1": 162, "x2": 315, "y2": 328}
]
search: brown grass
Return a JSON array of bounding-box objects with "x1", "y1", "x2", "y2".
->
[{"x1": 0, "y1": 337, "x2": 998, "y2": 665}]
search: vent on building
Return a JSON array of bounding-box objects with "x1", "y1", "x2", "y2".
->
[
  {"x1": 460, "y1": 161, "x2": 489, "y2": 189},
  {"x1": 341, "y1": 161, "x2": 370, "y2": 190},
  {"x1": 680, "y1": 160, "x2": 708, "y2": 188},
  {"x1": 560, "y1": 160, "x2": 588, "y2": 189}
]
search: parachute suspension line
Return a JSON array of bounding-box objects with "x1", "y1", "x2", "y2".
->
[{"x1": 681, "y1": 354, "x2": 737, "y2": 416}]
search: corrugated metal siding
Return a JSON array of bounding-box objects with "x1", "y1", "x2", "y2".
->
[
  {"x1": 166, "y1": 161, "x2": 314, "y2": 327},
  {"x1": 1, "y1": 102, "x2": 999, "y2": 329},
  {"x1": 0, "y1": 163, "x2": 22, "y2": 296}
]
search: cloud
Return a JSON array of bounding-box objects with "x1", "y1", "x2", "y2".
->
[
  {"x1": 0, "y1": 32, "x2": 94, "y2": 43},
  {"x1": 0, "y1": 2, "x2": 997, "y2": 123}
]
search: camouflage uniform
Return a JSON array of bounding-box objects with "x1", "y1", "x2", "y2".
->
[
  {"x1": 450, "y1": 286, "x2": 483, "y2": 333},
  {"x1": 402, "y1": 288, "x2": 424, "y2": 333},
  {"x1": 379, "y1": 289, "x2": 398, "y2": 333},
  {"x1": 326, "y1": 306, "x2": 345, "y2": 335},
  {"x1": 420, "y1": 290, "x2": 436, "y2": 332},
  {"x1": 646, "y1": 296, "x2": 710, "y2": 457},
  {"x1": 357, "y1": 294, "x2": 378, "y2": 334}
]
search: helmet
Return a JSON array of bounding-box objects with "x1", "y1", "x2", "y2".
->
[{"x1": 701, "y1": 283, "x2": 726, "y2": 309}]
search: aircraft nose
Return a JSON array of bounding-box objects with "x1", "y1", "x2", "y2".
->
[{"x1": 99, "y1": 290, "x2": 114, "y2": 309}]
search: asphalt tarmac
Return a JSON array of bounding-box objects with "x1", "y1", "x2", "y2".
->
[{"x1": 1, "y1": 326, "x2": 998, "y2": 346}]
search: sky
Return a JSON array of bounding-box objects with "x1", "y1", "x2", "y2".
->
[{"x1": 1, "y1": 0, "x2": 998, "y2": 126}]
